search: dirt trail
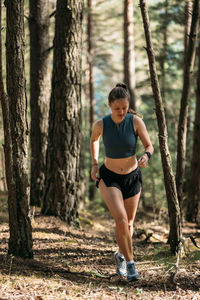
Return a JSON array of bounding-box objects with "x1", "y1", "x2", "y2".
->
[{"x1": 0, "y1": 208, "x2": 199, "y2": 299}]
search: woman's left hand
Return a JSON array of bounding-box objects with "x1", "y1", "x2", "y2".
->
[{"x1": 138, "y1": 153, "x2": 149, "y2": 168}]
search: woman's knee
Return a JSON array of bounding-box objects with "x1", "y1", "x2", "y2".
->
[{"x1": 115, "y1": 216, "x2": 129, "y2": 231}]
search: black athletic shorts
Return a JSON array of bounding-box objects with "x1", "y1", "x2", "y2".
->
[{"x1": 96, "y1": 164, "x2": 142, "y2": 199}]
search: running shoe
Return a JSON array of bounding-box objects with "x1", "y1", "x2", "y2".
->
[
  {"x1": 127, "y1": 261, "x2": 140, "y2": 281},
  {"x1": 114, "y1": 252, "x2": 127, "y2": 276}
]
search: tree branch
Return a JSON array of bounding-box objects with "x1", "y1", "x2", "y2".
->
[{"x1": 49, "y1": 10, "x2": 56, "y2": 18}]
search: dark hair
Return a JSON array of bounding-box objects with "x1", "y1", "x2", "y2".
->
[
  {"x1": 108, "y1": 83, "x2": 138, "y2": 116},
  {"x1": 108, "y1": 83, "x2": 130, "y2": 103}
]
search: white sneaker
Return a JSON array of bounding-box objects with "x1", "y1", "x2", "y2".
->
[{"x1": 114, "y1": 252, "x2": 127, "y2": 276}]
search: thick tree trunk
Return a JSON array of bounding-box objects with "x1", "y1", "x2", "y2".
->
[
  {"x1": 186, "y1": 43, "x2": 200, "y2": 223},
  {"x1": 42, "y1": 0, "x2": 83, "y2": 224},
  {"x1": 87, "y1": 0, "x2": 96, "y2": 201},
  {"x1": 124, "y1": 0, "x2": 136, "y2": 109},
  {"x1": 5, "y1": 0, "x2": 33, "y2": 258},
  {"x1": 176, "y1": 0, "x2": 200, "y2": 213},
  {"x1": 140, "y1": 0, "x2": 181, "y2": 254},
  {"x1": 29, "y1": 0, "x2": 51, "y2": 207}
]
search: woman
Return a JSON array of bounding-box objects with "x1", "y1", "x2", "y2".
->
[{"x1": 90, "y1": 83, "x2": 154, "y2": 281}]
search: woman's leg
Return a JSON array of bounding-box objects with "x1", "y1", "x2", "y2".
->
[
  {"x1": 99, "y1": 179, "x2": 133, "y2": 262},
  {"x1": 124, "y1": 191, "x2": 141, "y2": 237}
]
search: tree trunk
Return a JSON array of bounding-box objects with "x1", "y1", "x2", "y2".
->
[
  {"x1": 87, "y1": 0, "x2": 96, "y2": 201},
  {"x1": 183, "y1": 0, "x2": 193, "y2": 214},
  {"x1": 184, "y1": 0, "x2": 193, "y2": 62},
  {"x1": 186, "y1": 43, "x2": 200, "y2": 223},
  {"x1": 0, "y1": 1, "x2": 13, "y2": 196},
  {"x1": 139, "y1": 0, "x2": 181, "y2": 254},
  {"x1": 124, "y1": 0, "x2": 136, "y2": 109},
  {"x1": 42, "y1": 0, "x2": 83, "y2": 224},
  {"x1": 29, "y1": 0, "x2": 51, "y2": 207},
  {"x1": 5, "y1": 0, "x2": 33, "y2": 258},
  {"x1": 0, "y1": 149, "x2": 7, "y2": 191},
  {"x1": 176, "y1": 0, "x2": 200, "y2": 214},
  {"x1": 159, "y1": 0, "x2": 168, "y2": 112}
]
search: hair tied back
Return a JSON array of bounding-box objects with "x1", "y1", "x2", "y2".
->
[{"x1": 116, "y1": 83, "x2": 127, "y2": 90}]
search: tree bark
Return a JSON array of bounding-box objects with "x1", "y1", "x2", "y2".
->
[
  {"x1": 160, "y1": 0, "x2": 168, "y2": 105},
  {"x1": 29, "y1": 0, "x2": 51, "y2": 207},
  {"x1": 0, "y1": 1, "x2": 13, "y2": 197},
  {"x1": 42, "y1": 0, "x2": 83, "y2": 224},
  {"x1": 124, "y1": 0, "x2": 136, "y2": 109},
  {"x1": 186, "y1": 43, "x2": 200, "y2": 223},
  {"x1": 87, "y1": 0, "x2": 95, "y2": 134},
  {"x1": 0, "y1": 149, "x2": 7, "y2": 191},
  {"x1": 87, "y1": 0, "x2": 96, "y2": 201},
  {"x1": 176, "y1": 0, "x2": 200, "y2": 213},
  {"x1": 184, "y1": 0, "x2": 193, "y2": 62},
  {"x1": 5, "y1": 0, "x2": 33, "y2": 258},
  {"x1": 139, "y1": 0, "x2": 181, "y2": 254}
]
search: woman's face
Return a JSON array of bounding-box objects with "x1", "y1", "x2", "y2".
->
[{"x1": 109, "y1": 98, "x2": 129, "y2": 122}]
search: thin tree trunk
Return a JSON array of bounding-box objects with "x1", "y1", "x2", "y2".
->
[
  {"x1": 5, "y1": 0, "x2": 33, "y2": 258},
  {"x1": 139, "y1": 0, "x2": 181, "y2": 254},
  {"x1": 87, "y1": 0, "x2": 95, "y2": 134},
  {"x1": 124, "y1": 0, "x2": 136, "y2": 109},
  {"x1": 42, "y1": 0, "x2": 83, "y2": 224},
  {"x1": 160, "y1": 0, "x2": 168, "y2": 106},
  {"x1": 29, "y1": 0, "x2": 51, "y2": 207},
  {"x1": 176, "y1": 0, "x2": 200, "y2": 214},
  {"x1": 186, "y1": 43, "x2": 200, "y2": 223},
  {"x1": 87, "y1": 0, "x2": 96, "y2": 201},
  {"x1": 151, "y1": 173, "x2": 156, "y2": 214},
  {"x1": 184, "y1": 0, "x2": 193, "y2": 62},
  {"x1": 0, "y1": 1, "x2": 13, "y2": 195},
  {"x1": 184, "y1": 0, "x2": 193, "y2": 204},
  {"x1": 1, "y1": 149, "x2": 7, "y2": 191}
]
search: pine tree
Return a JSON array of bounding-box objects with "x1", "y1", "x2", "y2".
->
[
  {"x1": 124, "y1": 0, "x2": 136, "y2": 109},
  {"x1": 140, "y1": 0, "x2": 181, "y2": 254},
  {"x1": 176, "y1": 0, "x2": 200, "y2": 213},
  {"x1": 5, "y1": 0, "x2": 33, "y2": 258},
  {"x1": 186, "y1": 42, "x2": 200, "y2": 223},
  {"x1": 42, "y1": 0, "x2": 83, "y2": 223},
  {"x1": 29, "y1": 0, "x2": 51, "y2": 207}
]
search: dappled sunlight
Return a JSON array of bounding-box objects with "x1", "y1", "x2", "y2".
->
[{"x1": 0, "y1": 203, "x2": 199, "y2": 299}]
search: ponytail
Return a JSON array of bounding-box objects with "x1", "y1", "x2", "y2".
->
[{"x1": 128, "y1": 108, "x2": 137, "y2": 115}]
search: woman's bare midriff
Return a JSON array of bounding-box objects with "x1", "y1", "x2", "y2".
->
[{"x1": 104, "y1": 154, "x2": 138, "y2": 174}]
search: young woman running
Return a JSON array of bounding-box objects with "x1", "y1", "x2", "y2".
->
[{"x1": 90, "y1": 83, "x2": 154, "y2": 281}]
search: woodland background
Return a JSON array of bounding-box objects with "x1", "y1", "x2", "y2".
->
[
  {"x1": 0, "y1": 0, "x2": 197, "y2": 214},
  {"x1": 0, "y1": 0, "x2": 200, "y2": 299}
]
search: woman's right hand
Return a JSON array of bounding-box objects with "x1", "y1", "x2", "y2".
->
[{"x1": 91, "y1": 165, "x2": 100, "y2": 182}]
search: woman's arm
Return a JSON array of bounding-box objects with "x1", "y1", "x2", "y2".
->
[
  {"x1": 134, "y1": 116, "x2": 154, "y2": 168},
  {"x1": 90, "y1": 120, "x2": 102, "y2": 181}
]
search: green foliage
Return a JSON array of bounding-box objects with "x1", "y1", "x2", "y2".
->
[
  {"x1": 82, "y1": 0, "x2": 196, "y2": 212},
  {"x1": 0, "y1": 0, "x2": 197, "y2": 215}
]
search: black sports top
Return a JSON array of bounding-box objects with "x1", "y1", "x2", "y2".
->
[{"x1": 102, "y1": 113, "x2": 137, "y2": 158}]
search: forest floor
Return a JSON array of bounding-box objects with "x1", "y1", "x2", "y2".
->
[{"x1": 0, "y1": 192, "x2": 199, "y2": 300}]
